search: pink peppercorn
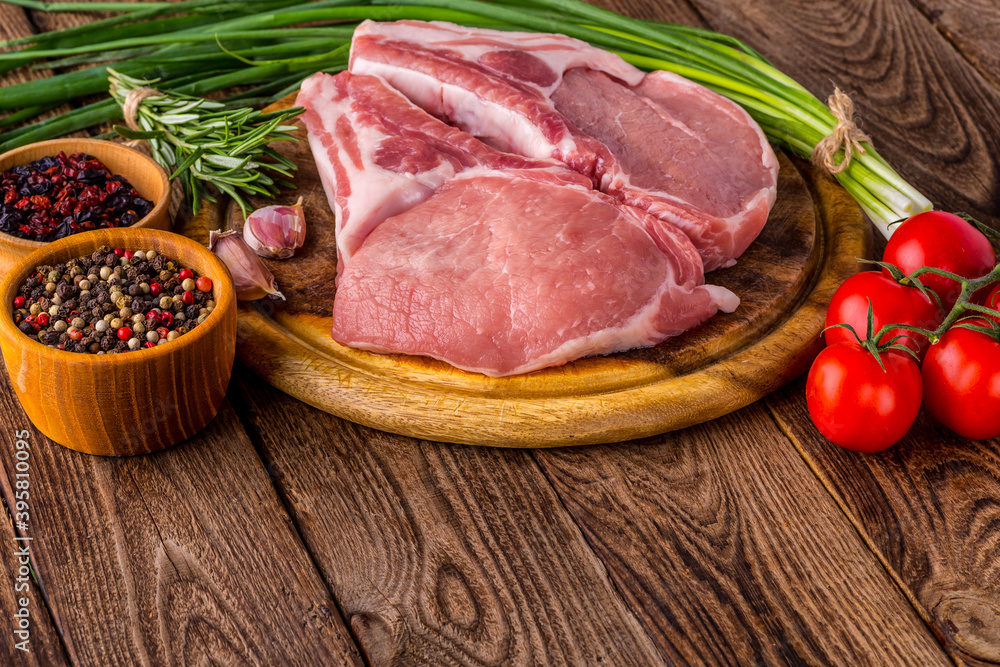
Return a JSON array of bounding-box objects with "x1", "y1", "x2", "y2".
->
[
  {"x1": 117, "y1": 326, "x2": 132, "y2": 341},
  {"x1": 181, "y1": 290, "x2": 195, "y2": 306},
  {"x1": 13, "y1": 296, "x2": 25, "y2": 308},
  {"x1": 195, "y1": 276, "x2": 213, "y2": 292}
]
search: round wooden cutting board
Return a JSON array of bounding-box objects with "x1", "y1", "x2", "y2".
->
[{"x1": 185, "y1": 94, "x2": 870, "y2": 447}]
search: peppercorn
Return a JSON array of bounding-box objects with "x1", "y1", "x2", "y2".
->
[
  {"x1": 55, "y1": 283, "x2": 76, "y2": 300},
  {"x1": 13, "y1": 249, "x2": 214, "y2": 354}
]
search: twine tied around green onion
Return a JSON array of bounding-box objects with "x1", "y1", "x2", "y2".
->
[{"x1": 811, "y1": 88, "x2": 872, "y2": 176}]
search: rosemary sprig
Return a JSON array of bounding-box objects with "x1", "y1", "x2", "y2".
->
[{"x1": 108, "y1": 68, "x2": 303, "y2": 216}]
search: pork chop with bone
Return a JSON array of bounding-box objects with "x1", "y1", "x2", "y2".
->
[
  {"x1": 349, "y1": 20, "x2": 779, "y2": 271},
  {"x1": 295, "y1": 71, "x2": 738, "y2": 376}
]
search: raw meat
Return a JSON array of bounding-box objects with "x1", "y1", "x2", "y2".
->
[
  {"x1": 296, "y1": 71, "x2": 739, "y2": 376},
  {"x1": 350, "y1": 20, "x2": 779, "y2": 270}
]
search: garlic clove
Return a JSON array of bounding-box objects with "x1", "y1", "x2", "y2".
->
[
  {"x1": 209, "y1": 229, "x2": 285, "y2": 301},
  {"x1": 243, "y1": 197, "x2": 306, "y2": 259}
]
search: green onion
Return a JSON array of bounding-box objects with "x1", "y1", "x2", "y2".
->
[{"x1": 0, "y1": 0, "x2": 932, "y2": 236}]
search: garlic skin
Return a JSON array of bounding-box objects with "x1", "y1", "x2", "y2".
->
[
  {"x1": 209, "y1": 230, "x2": 285, "y2": 301},
  {"x1": 243, "y1": 197, "x2": 306, "y2": 259}
]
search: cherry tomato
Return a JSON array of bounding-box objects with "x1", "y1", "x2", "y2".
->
[
  {"x1": 922, "y1": 320, "x2": 1000, "y2": 440},
  {"x1": 883, "y1": 211, "x2": 996, "y2": 309},
  {"x1": 825, "y1": 271, "x2": 942, "y2": 358},
  {"x1": 983, "y1": 283, "x2": 1000, "y2": 324},
  {"x1": 806, "y1": 343, "x2": 922, "y2": 452}
]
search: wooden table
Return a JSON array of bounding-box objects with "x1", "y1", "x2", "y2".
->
[{"x1": 2, "y1": 1, "x2": 999, "y2": 664}]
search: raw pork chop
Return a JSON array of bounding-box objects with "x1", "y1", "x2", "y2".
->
[
  {"x1": 349, "y1": 20, "x2": 779, "y2": 271},
  {"x1": 296, "y1": 71, "x2": 739, "y2": 376}
]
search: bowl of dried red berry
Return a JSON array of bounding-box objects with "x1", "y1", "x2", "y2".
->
[
  {"x1": 0, "y1": 138, "x2": 171, "y2": 277},
  {"x1": 0, "y1": 227, "x2": 236, "y2": 456}
]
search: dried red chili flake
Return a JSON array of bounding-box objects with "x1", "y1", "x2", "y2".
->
[{"x1": 0, "y1": 152, "x2": 153, "y2": 242}]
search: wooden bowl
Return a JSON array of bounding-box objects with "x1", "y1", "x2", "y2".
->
[
  {"x1": 0, "y1": 138, "x2": 171, "y2": 277},
  {"x1": 0, "y1": 227, "x2": 236, "y2": 456}
]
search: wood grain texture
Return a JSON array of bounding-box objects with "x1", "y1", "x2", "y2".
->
[
  {"x1": 232, "y1": 368, "x2": 668, "y2": 666},
  {"x1": 0, "y1": 371, "x2": 365, "y2": 666},
  {"x1": 533, "y1": 404, "x2": 952, "y2": 666},
  {"x1": 767, "y1": 381, "x2": 1000, "y2": 665},
  {"x1": 201, "y1": 97, "x2": 870, "y2": 446},
  {"x1": 0, "y1": 227, "x2": 232, "y2": 455},
  {"x1": 687, "y1": 0, "x2": 1000, "y2": 230},
  {"x1": 0, "y1": 454, "x2": 68, "y2": 666},
  {"x1": 0, "y1": 9, "x2": 80, "y2": 664},
  {"x1": 0, "y1": 138, "x2": 172, "y2": 276},
  {"x1": 685, "y1": 0, "x2": 1000, "y2": 663},
  {"x1": 910, "y1": 0, "x2": 1000, "y2": 90}
]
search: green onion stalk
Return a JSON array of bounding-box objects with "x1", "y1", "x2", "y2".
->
[{"x1": 0, "y1": 0, "x2": 932, "y2": 236}]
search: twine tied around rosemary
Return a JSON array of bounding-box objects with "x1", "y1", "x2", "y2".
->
[
  {"x1": 111, "y1": 82, "x2": 185, "y2": 217},
  {"x1": 116, "y1": 85, "x2": 163, "y2": 148},
  {"x1": 811, "y1": 87, "x2": 871, "y2": 176}
]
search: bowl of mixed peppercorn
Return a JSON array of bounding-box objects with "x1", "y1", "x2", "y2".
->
[
  {"x1": 0, "y1": 227, "x2": 236, "y2": 456},
  {"x1": 0, "y1": 138, "x2": 171, "y2": 276}
]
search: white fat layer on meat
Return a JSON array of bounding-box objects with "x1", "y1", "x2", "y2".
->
[
  {"x1": 353, "y1": 19, "x2": 644, "y2": 94},
  {"x1": 351, "y1": 59, "x2": 579, "y2": 160}
]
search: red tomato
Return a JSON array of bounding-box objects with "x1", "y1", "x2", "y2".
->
[
  {"x1": 825, "y1": 271, "x2": 942, "y2": 358},
  {"x1": 984, "y1": 283, "x2": 1000, "y2": 324},
  {"x1": 806, "y1": 343, "x2": 923, "y2": 452},
  {"x1": 922, "y1": 320, "x2": 1000, "y2": 440},
  {"x1": 883, "y1": 211, "x2": 996, "y2": 309}
]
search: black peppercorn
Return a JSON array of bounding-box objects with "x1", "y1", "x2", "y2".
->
[{"x1": 55, "y1": 282, "x2": 77, "y2": 299}]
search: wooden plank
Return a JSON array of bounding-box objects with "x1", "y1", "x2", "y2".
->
[
  {"x1": 909, "y1": 0, "x2": 1000, "y2": 89},
  {"x1": 679, "y1": 0, "x2": 1000, "y2": 663},
  {"x1": 232, "y1": 369, "x2": 668, "y2": 666},
  {"x1": 0, "y1": 366, "x2": 364, "y2": 666},
  {"x1": 767, "y1": 381, "x2": 1000, "y2": 665},
  {"x1": 687, "y1": 0, "x2": 1000, "y2": 229},
  {"x1": 0, "y1": 450, "x2": 68, "y2": 666},
  {"x1": 0, "y1": 9, "x2": 72, "y2": 665},
  {"x1": 533, "y1": 405, "x2": 951, "y2": 665}
]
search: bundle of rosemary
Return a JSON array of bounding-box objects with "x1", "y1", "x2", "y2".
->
[
  {"x1": 108, "y1": 69, "x2": 302, "y2": 216},
  {"x1": 0, "y1": 0, "x2": 933, "y2": 234}
]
